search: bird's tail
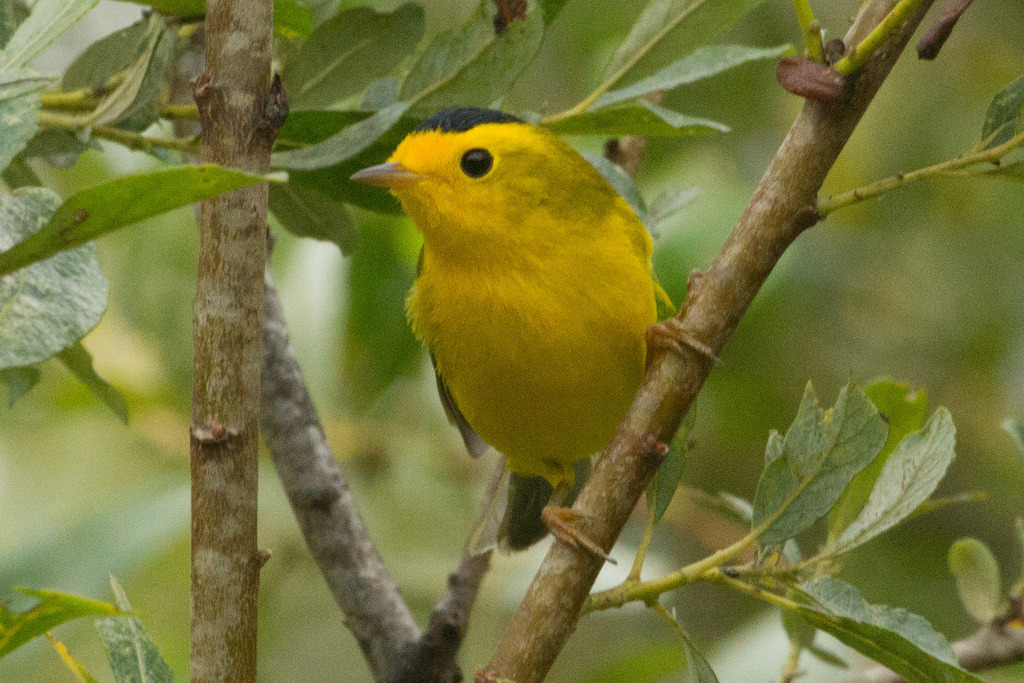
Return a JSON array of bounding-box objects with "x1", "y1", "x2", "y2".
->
[{"x1": 499, "y1": 458, "x2": 591, "y2": 552}]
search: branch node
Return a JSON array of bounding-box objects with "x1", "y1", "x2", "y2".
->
[
  {"x1": 253, "y1": 548, "x2": 272, "y2": 570},
  {"x1": 190, "y1": 422, "x2": 240, "y2": 444},
  {"x1": 251, "y1": 72, "x2": 289, "y2": 151},
  {"x1": 776, "y1": 57, "x2": 848, "y2": 102}
]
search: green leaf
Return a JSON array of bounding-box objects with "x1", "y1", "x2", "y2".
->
[
  {"x1": 399, "y1": 1, "x2": 544, "y2": 114},
  {"x1": 0, "y1": 364, "x2": 38, "y2": 405},
  {"x1": 57, "y1": 341, "x2": 129, "y2": 423},
  {"x1": 95, "y1": 576, "x2": 172, "y2": 683},
  {"x1": 0, "y1": 164, "x2": 270, "y2": 276},
  {"x1": 21, "y1": 130, "x2": 95, "y2": 167},
  {"x1": 547, "y1": 99, "x2": 728, "y2": 137},
  {"x1": 0, "y1": 69, "x2": 46, "y2": 174},
  {"x1": 119, "y1": 0, "x2": 311, "y2": 38},
  {"x1": 648, "y1": 407, "x2": 696, "y2": 522},
  {"x1": 827, "y1": 408, "x2": 956, "y2": 555},
  {"x1": 273, "y1": 0, "x2": 313, "y2": 40},
  {"x1": 807, "y1": 644, "x2": 848, "y2": 668},
  {"x1": 0, "y1": 588, "x2": 118, "y2": 659},
  {"x1": 48, "y1": 633, "x2": 100, "y2": 683},
  {"x1": 981, "y1": 74, "x2": 1024, "y2": 149},
  {"x1": 61, "y1": 19, "x2": 150, "y2": 91},
  {"x1": 271, "y1": 101, "x2": 410, "y2": 171},
  {"x1": 269, "y1": 181, "x2": 357, "y2": 253},
  {"x1": 0, "y1": 188, "x2": 107, "y2": 368},
  {"x1": 344, "y1": 215, "x2": 419, "y2": 407},
  {"x1": 283, "y1": 4, "x2": 423, "y2": 110},
  {"x1": 280, "y1": 110, "x2": 417, "y2": 215},
  {"x1": 948, "y1": 538, "x2": 1002, "y2": 624},
  {"x1": 582, "y1": 153, "x2": 647, "y2": 225},
  {"x1": 0, "y1": 1, "x2": 30, "y2": 51},
  {"x1": 74, "y1": 15, "x2": 167, "y2": 128},
  {"x1": 540, "y1": 0, "x2": 571, "y2": 25},
  {"x1": 795, "y1": 577, "x2": 982, "y2": 682},
  {"x1": 964, "y1": 161, "x2": 1024, "y2": 183},
  {"x1": 678, "y1": 630, "x2": 719, "y2": 682},
  {"x1": 647, "y1": 186, "x2": 698, "y2": 227},
  {"x1": 828, "y1": 380, "x2": 928, "y2": 543},
  {"x1": 1003, "y1": 417, "x2": 1024, "y2": 462},
  {"x1": 595, "y1": 43, "x2": 792, "y2": 109},
  {"x1": 602, "y1": 0, "x2": 770, "y2": 89},
  {"x1": 0, "y1": 0, "x2": 98, "y2": 72},
  {"x1": 752, "y1": 382, "x2": 888, "y2": 550}
]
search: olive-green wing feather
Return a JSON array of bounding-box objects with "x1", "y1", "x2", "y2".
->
[{"x1": 432, "y1": 354, "x2": 488, "y2": 458}]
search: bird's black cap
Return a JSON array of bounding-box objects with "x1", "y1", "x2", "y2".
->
[{"x1": 415, "y1": 107, "x2": 523, "y2": 133}]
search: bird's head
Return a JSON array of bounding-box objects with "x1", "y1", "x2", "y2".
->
[{"x1": 351, "y1": 107, "x2": 621, "y2": 261}]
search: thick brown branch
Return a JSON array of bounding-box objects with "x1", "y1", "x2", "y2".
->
[
  {"x1": 260, "y1": 271, "x2": 421, "y2": 681},
  {"x1": 852, "y1": 622, "x2": 1024, "y2": 682},
  {"x1": 481, "y1": 2, "x2": 935, "y2": 681},
  {"x1": 189, "y1": 0, "x2": 278, "y2": 680}
]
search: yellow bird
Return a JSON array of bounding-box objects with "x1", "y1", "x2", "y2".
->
[{"x1": 352, "y1": 107, "x2": 695, "y2": 557}]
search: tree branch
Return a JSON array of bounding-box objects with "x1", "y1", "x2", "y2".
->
[
  {"x1": 480, "y1": 2, "x2": 935, "y2": 681},
  {"x1": 189, "y1": 0, "x2": 281, "y2": 678},
  {"x1": 851, "y1": 622, "x2": 1024, "y2": 682},
  {"x1": 260, "y1": 271, "x2": 421, "y2": 682}
]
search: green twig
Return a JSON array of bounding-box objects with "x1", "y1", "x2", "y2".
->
[
  {"x1": 628, "y1": 503, "x2": 659, "y2": 582},
  {"x1": 817, "y1": 128, "x2": 1024, "y2": 216},
  {"x1": 833, "y1": 0, "x2": 925, "y2": 75},
  {"x1": 37, "y1": 111, "x2": 200, "y2": 155},
  {"x1": 793, "y1": 0, "x2": 823, "y2": 62},
  {"x1": 779, "y1": 637, "x2": 804, "y2": 682}
]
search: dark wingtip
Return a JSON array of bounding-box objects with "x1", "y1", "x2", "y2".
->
[{"x1": 415, "y1": 107, "x2": 524, "y2": 134}]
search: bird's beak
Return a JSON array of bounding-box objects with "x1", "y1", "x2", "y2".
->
[{"x1": 350, "y1": 162, "x2": 422, "y2": 188}]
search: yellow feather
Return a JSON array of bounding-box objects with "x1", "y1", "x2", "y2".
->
[{"x1": 370, "y1": 117, "x2": 660, "y2": 489}]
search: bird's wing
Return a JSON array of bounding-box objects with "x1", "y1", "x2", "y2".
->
[{"x1": 432, "y1": 354, "x2": 489, "y2": 458}]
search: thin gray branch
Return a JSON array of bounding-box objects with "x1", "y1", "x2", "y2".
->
[{"x1": 260, "y1": 270, "x2": 421, "y2": 682}]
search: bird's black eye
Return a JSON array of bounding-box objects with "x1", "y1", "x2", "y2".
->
[{"x1": 460, "y1": 148, "x2": 493, "y2": 178}]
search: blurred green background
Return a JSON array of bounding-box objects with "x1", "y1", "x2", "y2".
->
[{"x1": 2, "y1": 0, "x2": 1024, "y2": 681}]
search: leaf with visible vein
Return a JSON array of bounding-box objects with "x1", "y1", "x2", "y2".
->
[
  {"x1": 752, "y1": 382, "x2": 888, "y2": 550},
  {"x1": 0, "y1": 588, "x2": 118, "y2": 659},
  {"x1": 0, "y1": 188, "x2": 107, "y2": 368},
  {"x1": 981, "y1": 73, "x2": 1024, "y2": 149},
  {"x1": 595, "y1": 43, "x2": 792, "y2": 109},
  {"x1": 0, "y1": 0, "x2": 98, "y2": 72},
  {"x1": 827, "y1": 380, "x2": 928, "y2": 543},
  {"x1": 827, "y1": 408, "x2": 955, "y2": 555},
  {"x1": 283, "y1": 4, "x2": 424, "y2": 110},
  {"x1": 400, "y1": 1, "x2": 544, "y2": 114},
  {"x1": 95, "y1": 576, "x2": 172, "y2": 683},
  {"x1": 0, "y1": 70, "x2": 47, "y2": 173},
  {"x1": 0, "y1": 165, "x2": 270, "y2": 277},
  {"x1": 271, "y1": 102, "x2": 410, "y2": 171},
  {"x1": 602, "y1": 0, "x2": 769, "y2": 90},
  {"x1": 547, "y1": 100, "x2": 728, "y2": 137},
  {"x1": 793, "y1": 577, "x2": 982, "y2": 683}
]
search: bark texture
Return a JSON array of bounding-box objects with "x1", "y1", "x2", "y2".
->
[
  {"x1": 481, "y1": 2, "x2": 936, "y2": 681},
  {"x1": 190, "y1": 1, "x2": 281, "y2": 679}
]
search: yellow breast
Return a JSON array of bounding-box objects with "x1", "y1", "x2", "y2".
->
[{"x1": 408, "y1": 201, "x2": 656, "y2": 486}]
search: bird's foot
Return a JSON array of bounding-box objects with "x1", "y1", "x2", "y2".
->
[
  {"x1": 647, "y1": 317, "x2": 720, "y2": 364},
  {"x1": 541, "y1": 505, "x2": 617, "y2": 564}
]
